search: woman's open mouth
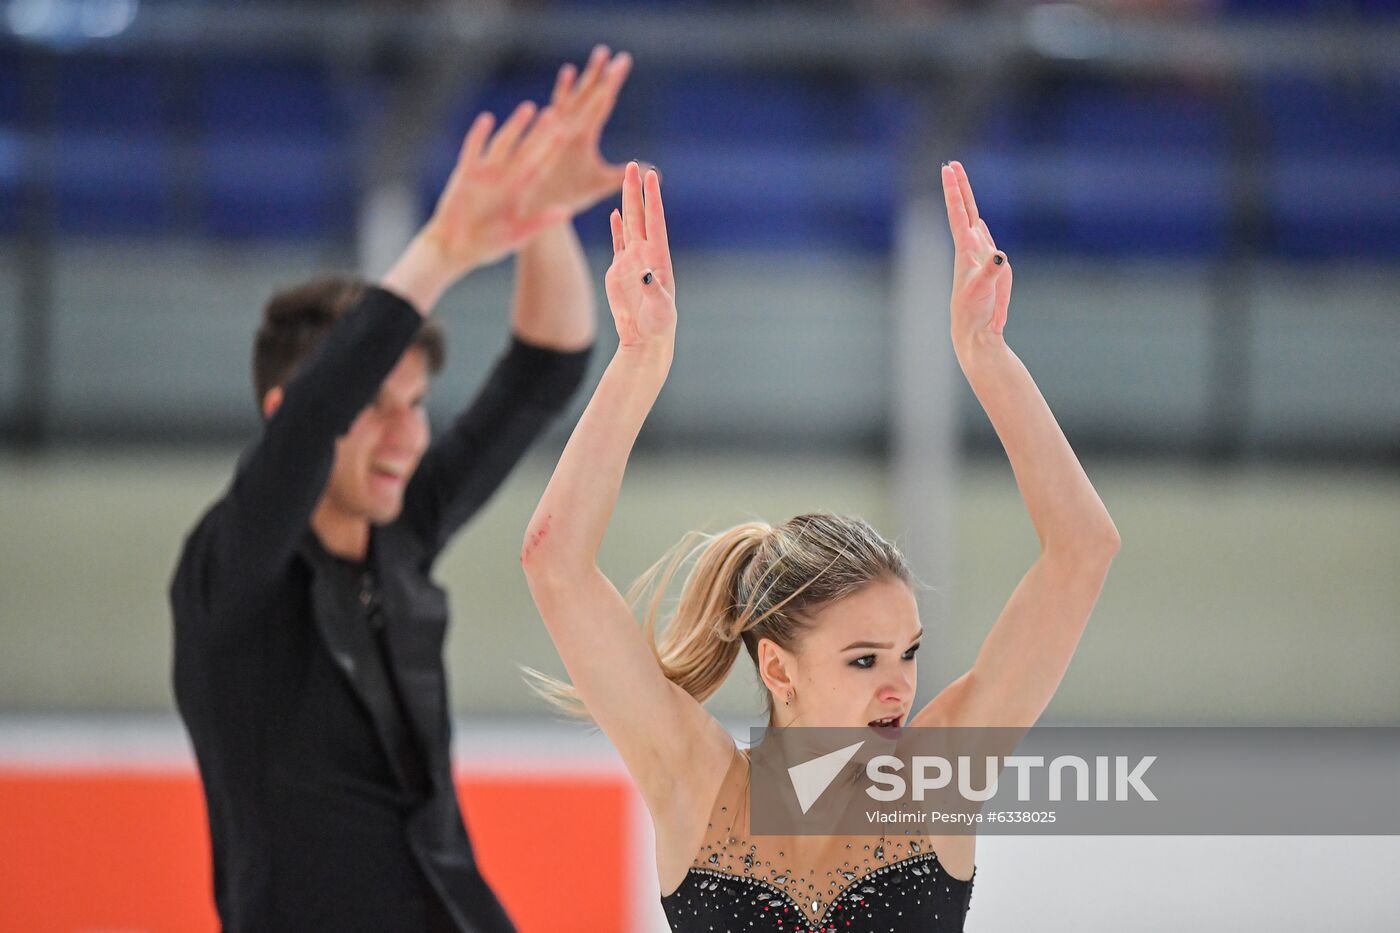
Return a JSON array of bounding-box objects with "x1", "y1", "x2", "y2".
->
[{"x1": 867, "y1": 715, "x2": 904, "y2": 737}]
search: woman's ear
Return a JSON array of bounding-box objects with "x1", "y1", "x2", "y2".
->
[
  {"x1": 261, "y1": 386, "x2": 284, "y2": 421},
  {"x1": 756, "y1": 637, "x2": 795, "y2": 698}
]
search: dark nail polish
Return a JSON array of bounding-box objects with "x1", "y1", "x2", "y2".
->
[
  {"x1": 642, "y1": 272, "x2": 653, "y2": 285},
  {"x1": 942, "y1": 161, "x2": 950, "y2": 167},
  {"x1": 993, "y1": 254, "x2": 1005, "y2": 266}
]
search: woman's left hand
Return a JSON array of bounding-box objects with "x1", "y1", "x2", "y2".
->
[
  {"x1": 942, "y1": 160, "x2": 1012, "y2": 350},
  {"x1": 605, "y1": 163, "x2": 676, "y2": 354}
]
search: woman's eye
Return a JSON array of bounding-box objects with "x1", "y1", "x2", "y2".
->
[
  {"x1": 850, "y1": 655, "x2": 876, "y2": 669},
  {"x1": 903, "y1": 644, "x2": 921, "y2": 661}
]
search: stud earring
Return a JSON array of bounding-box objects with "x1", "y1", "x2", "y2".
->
[{"x1": 785, "y1": 690, "x2": 793, "y2": 706}]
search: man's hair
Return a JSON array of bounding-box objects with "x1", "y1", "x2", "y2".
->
[{"x1": 252, "y1": 275, "x2": 445, "y2": 407}]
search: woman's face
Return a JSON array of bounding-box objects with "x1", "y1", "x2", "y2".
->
[{"x1": 763, "y1": 577, "x2": 922, "y2": 736}]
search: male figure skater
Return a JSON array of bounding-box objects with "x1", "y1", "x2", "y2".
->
[{"x1": 170, "y1": 49, "x2": 631, "y2": 932}]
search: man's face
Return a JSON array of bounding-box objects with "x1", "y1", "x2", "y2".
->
[{"x1": 321, "y1": 347, "x2": 431, "y2": 526}]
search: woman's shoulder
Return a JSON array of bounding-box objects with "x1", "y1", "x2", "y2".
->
[{"x1": 655, "y1": 732, "x2": 747, "y2": 895}]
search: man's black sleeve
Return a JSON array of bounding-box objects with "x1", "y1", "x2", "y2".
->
[
  {"x1": 398, "y1": 333, "x2": 594, "y2": 565},
  {"x1": 205, "y1": 286, "x2": 425, "y2": 609}
]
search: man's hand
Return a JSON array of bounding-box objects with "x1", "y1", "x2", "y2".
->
[
  {"x1": 424, "y1": 101, "x2": 571, "y2": 273},
  {"x1": 524, "y1": 46, "x2": 633, "y2": 221},
  {"x1": 382, "y1": 101, "x2": 571, "y2": 313}
]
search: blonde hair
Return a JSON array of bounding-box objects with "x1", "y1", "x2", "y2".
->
[{"x1": 524, "y1": 512, "x2": 912, "y2": 721}]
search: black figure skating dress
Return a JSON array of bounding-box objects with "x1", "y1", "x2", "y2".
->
[{"x1": 661, "y1": 745, "x2": 975, "y2": 932}]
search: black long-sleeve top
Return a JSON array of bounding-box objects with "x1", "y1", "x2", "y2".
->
[{"x1": 170, "y1": 285, "x2": 592, "y2": 933}]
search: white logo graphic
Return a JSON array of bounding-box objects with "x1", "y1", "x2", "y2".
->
[{"x1": 788, "y1": 741, "x2": 865, "y2": 814}]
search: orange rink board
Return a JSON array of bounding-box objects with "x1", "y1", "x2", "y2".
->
[{"x1": 0, "y1": 768, "x2": 633, "y2": 933}]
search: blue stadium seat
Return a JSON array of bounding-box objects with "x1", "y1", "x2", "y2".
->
[
  {"x1": 640, "y1": 142, "x2": 897, "y2": 252},
  {"x1": 194, "y1": 58, "x2": 354, "y2": 238},
  {"x1": 1223, "y1": 0, "x2": 1361, "y2": 14},
  {"x1": 53, "y1": 133, "x2": 172, "y2": 235},
  {"x1": 428, "y1": 69, "x2": 911, "y2": 254},
  {"x1": 0, "y1": 129, "x2": 22, "y2": 234},
  {"x1": 197, "y1": 58, "x2": 346, "y2": 139},
  {"x1": 1059, "y1": 87, "x2": 1226, "y2": 153},
  {"x1": 1265, "y1": 157, "x2": 1400, "y2": 258},
  {"x1": 652, "y1": 71, "x2": 854, "y2": 145},
  {"x1": 556, "y1": 0, "x2": 734, "y2": 7},
  {"x1": 1257, "y1": 76, "x2": 1400, "y2": 256},
  {"x1": 0, "y1": 53, "x2": 25, "y2": 127},
  {"x1": 976, "y1": 83, "x2": 1230, "y2": 256},
  {"x1": 1258, "y1": 76, "x2": 1400, "y2": 156},
  {"x1": 49, "y1": 56, "x2": 173, "y2": 234},
  {"x1": 56, "y1": 55, "x2": 170, "y2": 133},
  {"x1": 3, "y1": 42, "x2": 1391, "y2": 258},
  {"x1": 1225, "y1": 0, "x2": 1400, "y2": 14},
  {"x1": 1060, "y1": 151, "x2": 1230, "y2": 256},
  {"x1": 0, "y1": 55, "x2": 30, "y2": 234},
  {"x1": 199, "y1": 136, "x2": 354, "y2": 239}
]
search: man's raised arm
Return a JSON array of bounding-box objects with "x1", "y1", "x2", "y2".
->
[
  {"x1": 399, "y1": 47, "x2": 632, "y2": 560},
  {"x1": 190, "y1": 101, "x2": 568, "y2": 617}
]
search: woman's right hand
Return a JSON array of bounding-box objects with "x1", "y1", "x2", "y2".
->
[{"x1": 605, "y1": 163, "x2": 677, "y2": 354}]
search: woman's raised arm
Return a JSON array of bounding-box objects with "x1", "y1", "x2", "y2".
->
[
  {"x1": 519, "y1": 164, "x2": 734, "y2": 815},
  {"x1": 915, "y1": 161, "x2": 1122, "y2": 732}
]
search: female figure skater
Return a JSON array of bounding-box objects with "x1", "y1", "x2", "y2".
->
[{"x1": 520, "y1": 161, "x2": 1120, "y2": 931}]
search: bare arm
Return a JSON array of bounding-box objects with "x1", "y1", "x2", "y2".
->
[
  {"x1": 916, "y1": 161, "x2": 1121, "y2": 731},
  {"x1": 381, "y1": 98, "x2": 571, "y2": 312},
  {"x1": 511, "y1": 43, "x2": 631, "y2": 353},
  {"x1": 510, "y1": 222, "x2": 597, "y2": 350},
  {"x1": 395, "y1": 50, "x2": 638, "y2": 559},
  {"x1": 520, "y1": 165, "x2": 733, "y2": 814},
  {"x1": 391, "y1": 224, "x2": 597, "y2": 564}
]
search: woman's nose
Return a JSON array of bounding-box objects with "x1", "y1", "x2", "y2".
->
[{"x1": 880, "y1": 675, "x2": 913, "y2": 703}]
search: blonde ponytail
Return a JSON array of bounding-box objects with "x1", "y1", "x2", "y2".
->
[
  {"x1": 644, "y1": 522, "x2": 770, "y2": 703},
  {"x1": 525, "y1": 513, "x2": 910, "y2": 722},
  {"x1": 523, "y1": 523, "x2": 768, "y2": 720}
]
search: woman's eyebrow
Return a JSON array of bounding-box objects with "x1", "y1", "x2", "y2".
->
[{"x1": 841, "y1": 631, "x2": 923, "y2": 652}]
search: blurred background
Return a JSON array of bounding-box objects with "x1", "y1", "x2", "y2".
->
[{"x1": 1, "y1": 0, "x2": 1398, "y2": 930}]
